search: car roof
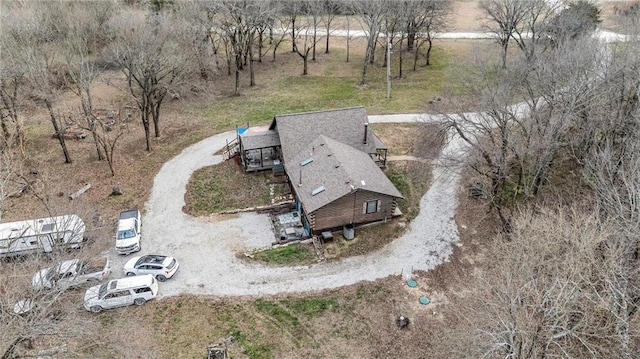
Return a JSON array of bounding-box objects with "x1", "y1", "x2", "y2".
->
[
  {"x1": 109, "y1": 274, "x2": 154, "y2": 290},
  {"x1": 138, "y1": 255, "x2": 170, "y2": 266}
]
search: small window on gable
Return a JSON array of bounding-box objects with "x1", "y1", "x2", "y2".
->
[{"x1": 364, "y1": 200, "x2": 380, "y2": 214}]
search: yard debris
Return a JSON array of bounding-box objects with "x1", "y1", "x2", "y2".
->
[
  {"x1": 69, "y1": 183, "x2": 91, "y2": 200},
  {"x1": 468, "y1": 179, "x2": 486, "y2": 198},
  {"x1": 110, "y1": 185, "x2": 123, "y2": 196},
  {"x1": 51, "y1": 124, "x2": 86, "y2": 140},
  {"x1": 396, "y1": 315, "x2": 410, "y2": 330},
  {"x1": 5, "y1": 185, "x2": 27, "y2": 199}
]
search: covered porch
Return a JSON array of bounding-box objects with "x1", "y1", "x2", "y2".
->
[{"x1": 238, "y1": 127, "x2": 282, "y2": 172}]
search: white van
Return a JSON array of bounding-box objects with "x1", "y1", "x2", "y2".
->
[
  {"x1": 83, "y1": 274, "x2": 158, "y2": 313},
  {"x1": 0, "y1": 215, "x2": 86, "y2": 258}
]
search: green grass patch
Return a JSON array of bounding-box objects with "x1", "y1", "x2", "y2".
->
[
  {"x1": 253, "y1": 244, "x2": 315, "y2": 265},
  {"x1": 181, "y1": 41, "x2": 467, "y2": 134},
  {"x1": 254, "y1": 299, "x2": 300, "y2": 327},
  {"x1": 232, "y1": 329, "x2": 276, "y2": 359},
  {"x1": 184, "y1": 160, "x2": 274, "y2": 215},
  {"x1": 281, "y1": 297, "x2": 338, "y2": 318}
]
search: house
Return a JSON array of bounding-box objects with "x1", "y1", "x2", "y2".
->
[{"x1": 237, "y1": 107, "x2": 402, "y2": 235}]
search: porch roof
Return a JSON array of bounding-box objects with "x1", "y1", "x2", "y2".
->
[{"x1": 240, "y1": 130, "x2": 281, "y2": 150}]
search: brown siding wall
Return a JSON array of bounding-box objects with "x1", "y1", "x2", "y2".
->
[{"x1": 309, "y1": 190, "x2": 397, "y2": 232}]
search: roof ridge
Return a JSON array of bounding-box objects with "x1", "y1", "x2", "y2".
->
[{"x1": 275, "y1": 106, "x2": 365, "y2": 119}]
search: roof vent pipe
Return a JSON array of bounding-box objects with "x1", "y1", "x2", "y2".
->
[{"x1": 363, "y1": 123, "x2": 368, "y2": 145}]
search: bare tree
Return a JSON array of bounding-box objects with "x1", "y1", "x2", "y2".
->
[
  {"x1": 322, "y1": 0, "x2": 341, "y2": 54},
  {"x1": 217, "y1": 0, "x2": 272, "y2": 94},
  {"x1": 60, "y1": 2, "x2": 118, "y2": 162},
  {"x1": 95, "y1": 113, "x2": 126, "y2": 177},
  {"x1": 510, "y1": 0, "x2": 558, "y2": 61},
  {"x1": 0, "y1": 34, "x2": 26, "y2": 152},
  {"x1": 408, "y1": 0, "x2": 452, "y2": 69},
  {"x1": 111, "y1": 12, "x2": 187, "y2": 150},
  {"x1": 479, "y1": 0, "x2": 530, "y2": 68},
  {"x1": 352, "y1": 0, "x2": 390, "y2": 85},
  {"x1": 446, "y1": 207, "x2": 639, "y2": 358},
  {"x1": 290, "y1": 1, "x2": 326, "y2": 75},
  {"x1": 1, "y1": 247, "x2": 111, "y2": 358},
  {"x1": 18, "y1": 17, "x2": 73, "y2": 164},
  {"x1": 174, "y1": 1, "x2": 220, "y2": 81},
  {"x1": 445, "y1": 38, "x2": 605, "y2": 231}
]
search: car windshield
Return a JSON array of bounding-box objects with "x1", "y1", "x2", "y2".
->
[
  {"x1": 98, "y1": 283, "x2": 108, "y2": 299},
  {"x1": 166, "y1": 258, "x2": 176, "y2": 270},
  {"x1": 117, "y1": 229, "x2": 135, "y2": 239}
]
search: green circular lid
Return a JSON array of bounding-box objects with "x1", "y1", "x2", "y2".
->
[
  {"x1": 407, "y1": 279, "x2": 418, "y2": 288},
  {"x1": 419, "y1": 296, "x2": 430, "y2": 305}
]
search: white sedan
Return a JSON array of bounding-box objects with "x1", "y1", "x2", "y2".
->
[{"x1": 123, "y1": 255, "x2": 179, "y2": 282}]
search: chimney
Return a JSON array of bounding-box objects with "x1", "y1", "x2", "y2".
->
[{"x1": 363, "y1": 123, "x2": 368, "y2": 145}]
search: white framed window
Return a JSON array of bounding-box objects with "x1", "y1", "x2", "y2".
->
[{"x1": 364, "y1": 200, "x2": 380, "y2": 214}]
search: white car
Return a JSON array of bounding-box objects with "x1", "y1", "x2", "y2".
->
[
  {"x1": 115, "y1": 209, "x2": 141, "y2": 255},
  {"x1": 123, "y1": 255, "x2": 179, "y2": 282},
  {"x1": 83, "y1": 274, "x2": 158, "y2": 313},
  {"x1": 32, "y1": 257, "x2": 111, "y2": 291}
]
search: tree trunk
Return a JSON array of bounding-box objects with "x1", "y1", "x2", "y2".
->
[
  {"x1": 0, "y1": 118, "x2": 9, "y2": 145},
  {"x1": 291, "y1": 18, "x2": 296, "y2": 52},
  {"x1": 303, "y1": 55, "x2": 308, "y2": 75},
  {"x1": 234, "y1": 67, "x2": 241, "y2": 96},
  {"x1": 399, "y1": 35, "x2": 404, "y2": 79},
  {"x1": 346, "y1": 16, "x2": 350, "y2": 63},
  {"x1": 325, "y1": 24, "x2": 330, "y2": 54},
  {"x1": 89, "y1": 119, "x2": 104, "y2": 160},
  {"x1": 413, "y1": 40, "x2": 422, "y2": 71},
  {"x1": 153, "y1": 101, "x2": 161, "y2": 137},
  {"x1": 501, "y1": 39, "x2": 509, "y2": 69},
  {"x1": 142, "y1": 110, "x2": 152, "y2": 151},
  {"x1": 361, "y1": 56, "x2": 369, "y2": 85},
  {"x1": 407, "y1": 26, "x2": 415, "y2": 51},
  {"x1": 312, "y1": 21, "x2": 317, "y2": 61},
  {"x1": 45, "y1": 99, "x2": 72, "y2": 164},
  {"x1": 249, "y1": 42, "x2": 255, "y2": 87},
  {"x1": 258, "y1": 30, "x2": 263, "y2": 63},
  {"x1": 80, "y1": 90, "x2": 104, "y2": 161},
  {"x1": 425, "y1": 37, "x2": 433, "y2": 66}
]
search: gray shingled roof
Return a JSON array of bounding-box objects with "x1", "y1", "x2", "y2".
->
[
  {"x1": 270, "y1": 107, "x2": 385, "y2": 164},
  {"x1": 240, "y1": 130, "x2": 280, "y2": 150},
  {"x1": 286, "y1": 135, "x2": 402, "y2": 214}
]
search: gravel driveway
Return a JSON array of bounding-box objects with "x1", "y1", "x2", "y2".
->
[
  {"x1": 105, "y1": 28, "x2": 629, "y2": 298},
  {"x1": 105, "y1": 115, "x2": 465, "y2": 298}
]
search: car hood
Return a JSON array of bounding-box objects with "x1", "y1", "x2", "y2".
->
[
  {"x1": 116, "y1": 236, "x2": 139, "y2": 248},
  {"x1": 83, "y1": 284, "x2": 101, "y2": 306},
  {"x1": 123, "y1": 256, "x2": 141, "y2": 271},
  {"x1": 32, "y1": 269, "x2": 53, "y2": 290}
]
